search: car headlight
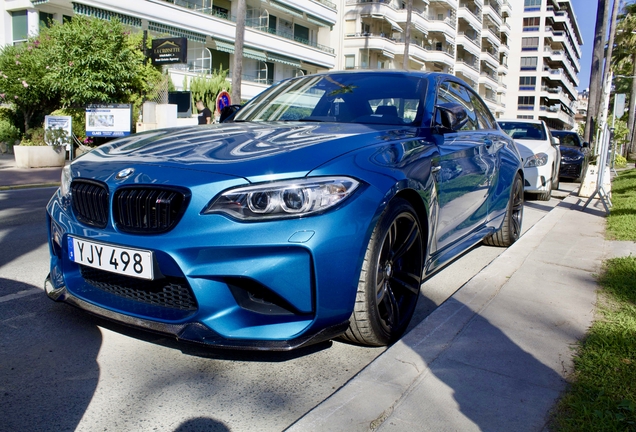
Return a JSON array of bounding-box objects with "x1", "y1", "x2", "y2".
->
[
  {"x1": 204, "y1": 177, "x2": 360, "y2": 220},
  {"x1": 60, "y1": 165, "x2": 72, "y2": 196},
  {"x1": 524, "y1": 153, "x2": 549, "y2": 168}
]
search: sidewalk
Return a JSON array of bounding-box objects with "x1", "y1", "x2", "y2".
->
[
  {"x1": 0, "y1": 152, "x2": 64, "y2": 189},
  {"x1": 288, "y1": 189, "x2": 636, "y2": 431}
]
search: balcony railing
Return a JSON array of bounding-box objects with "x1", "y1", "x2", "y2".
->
[
  {"x1": 456, "y1": 57, "x2": 479, "y2": 72},
  {"x1": 458, "y1": 5, "x2": 482, "y2": 23},
  {"x1": 157, "y1": 0, "x2": 335, "y2": 54},
  {"x1": 428, "y1": 15, "x2": 457, "y2": 29}
]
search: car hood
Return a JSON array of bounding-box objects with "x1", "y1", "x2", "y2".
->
[
  {"x1": 514, "y1": 139, "x2": 552, "y2": 158},
  {"x1": 559, "y1": 146, "x2": 585, "y2": 158},
  {"x1": 78, "y1": 122, "x2": 416, "y2": 183}
]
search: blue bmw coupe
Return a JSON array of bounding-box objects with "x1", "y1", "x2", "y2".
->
[{"x1": 45, "y1": 71, "x2": 524, "y2": 350}]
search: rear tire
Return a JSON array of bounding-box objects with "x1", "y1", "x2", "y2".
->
[
  {"x1": 484, "y1": 173, "x2": 524, "y2": 247},
  {"x1": 342, "y1": 198, "x2": 423, "y2": 346}
]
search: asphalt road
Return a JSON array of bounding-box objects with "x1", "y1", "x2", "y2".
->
[{"x1": 0, "y1": 186, "x2": 564, "y2": 432}]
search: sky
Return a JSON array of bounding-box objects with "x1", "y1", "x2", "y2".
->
[
  {"x1": 570, "y1": 0, "x2": 598, "y2": 91},
  {"x1": 570, "y1": 0, "x2": 636, "y2": 91}
]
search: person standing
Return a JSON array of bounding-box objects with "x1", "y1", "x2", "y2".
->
[{"x1": 196, "y1": 100, "x2": 212, "y2": 125}]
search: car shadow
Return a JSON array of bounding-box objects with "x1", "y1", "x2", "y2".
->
[{"x1": 0, "y1": 278, "x2": 102, "y2": 432}]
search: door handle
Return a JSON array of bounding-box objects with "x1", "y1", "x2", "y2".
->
[{"x1": 432, "y1": 165, "x2": 441, "y2": 173}]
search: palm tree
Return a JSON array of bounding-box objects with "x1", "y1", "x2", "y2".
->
[
  {"x1": 231, "y1": 0, "x2": 247, "y2": 106},
  {"x1": 584, "y1": 0, "x2": 610, "y2": 144},
  {"x1": 402, "y1": 0, "x2": 413, "y2": 70},
  {"x1": 613, "y1": 3, "x2": 636, "y2": 155}
]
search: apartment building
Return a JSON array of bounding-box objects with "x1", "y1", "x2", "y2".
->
[
  {"x1": 1, "y1": 0, "x2": 338, "y2": 101},
  {"x1": 1, "y1": 0, "x2": 581, "y2": 122},
  {"x1": 503, "y1": 0, "x2": 582, "y2": 129}
]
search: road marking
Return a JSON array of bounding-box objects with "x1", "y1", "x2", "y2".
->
[{"x1": 0, "y1": 288, "x2": 42, "y2": 304}]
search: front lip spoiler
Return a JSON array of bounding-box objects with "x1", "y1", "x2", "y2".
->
[{"x1": 44, "y1": 275, "x2": 349, "y2": 352}]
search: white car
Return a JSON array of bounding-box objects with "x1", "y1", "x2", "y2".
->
[{"x1": 497, "y1": 119, "x2": 561, "y2": 201}]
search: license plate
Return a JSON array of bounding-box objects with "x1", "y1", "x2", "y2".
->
[{"x1": 68, "y1": 236, "x2": 154, "y2": 280}]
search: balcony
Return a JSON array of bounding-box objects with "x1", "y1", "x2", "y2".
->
[{"x1": 428, "y1": 15, "x2": 457, "y2": 30}]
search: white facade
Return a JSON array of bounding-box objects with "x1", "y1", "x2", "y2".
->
[
  {"x1": 1, "y1": 0, "x2": 338, "y2": 101},
  {"x1": 1, "y1": 0, "x2": 583, "y2": 120},
  {"x1": 502, "y1": 0, "x2": 582, "y2": 129}
]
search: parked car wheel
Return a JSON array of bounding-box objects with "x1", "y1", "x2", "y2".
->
[
  {"x1": 343, "y1": 199, "x2": 423, "y2": 346},
  {"x1": 484, "y1": 173, "x2": 524, "y2": 247},
  {"x1": 537, "y1": 173, "x2": 553, "y2": 201},
  {"x1": 552, "y1": 163, "x2": 560, "y2": 191}
]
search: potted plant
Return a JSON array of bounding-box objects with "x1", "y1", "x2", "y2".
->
[{"x1": 13, "y1": 127, "x2": 66, "y2": 168}]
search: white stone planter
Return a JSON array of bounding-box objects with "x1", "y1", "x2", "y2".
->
[{"x1": 13, "y1": 145, "x2": 66, "y2": 168}]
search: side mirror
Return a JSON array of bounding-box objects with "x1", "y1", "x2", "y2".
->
[
  {"x1": 435, "y1": 103, "x2": 468, "y2": 131},
  {"x1": 582, "y1": 141, "x2": 590, "y2": 148},
  {"x1": 219, "y1": 105, "x2": 242, "y2": 123},
  {"x1": 551, "y1": 136, "x2": 560, "y2": 145}
]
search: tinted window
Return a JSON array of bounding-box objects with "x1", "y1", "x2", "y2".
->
[
  {"x1": 436, "y1": 81, "x2": 479, "y2": 130},
  {"x1": 234, "y1": 73, "x2": 426, "y2": 126},
  {"x1": 470, "y1": 93, "x2": 497, "y2": 129},
  {"x1": 498, "y1": 122, "x2": 547, "y2": 140},
  {"x1": 551, "y1": 131, "x2": 582, "y2": 147}
]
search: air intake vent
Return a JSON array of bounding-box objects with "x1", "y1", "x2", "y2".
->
[
  {"x1": 80, "y1": 265, "x2": 197, "y2": 311},
  {"x1": 113, "y1": 186, "x2": 189, "y2": 234},
  {"x1": 71, "y1": 180, "x2": 110, "y2": 228}
]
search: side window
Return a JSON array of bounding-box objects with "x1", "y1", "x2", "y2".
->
[
  {"x1": 470, "y1": 93, "x2": 497, "y2": 129},
  {"x1": 436, "y1": 81, "x2": 478, "y2": 130}
]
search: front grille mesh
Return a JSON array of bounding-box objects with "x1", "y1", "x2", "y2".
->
[
  {"x1": 71, "y1": 180, "x2": 109, "y2": 228},
  {"x1": 114, "y1": 187, "x2": 187, "y2": 234},
  {"x1": 80, "y1": 265, "x2": 197, "y2": 311}
]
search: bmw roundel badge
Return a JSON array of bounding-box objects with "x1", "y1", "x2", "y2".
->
[{"x1": 116, "y1": 168, "x2": 135, "y2": 180}]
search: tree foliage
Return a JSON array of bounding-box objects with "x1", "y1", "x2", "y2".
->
[
  {"x1": 0, "y1": 39, "x2": 58, "y2": 131},
  {"x1": 43, "y1": 16, "x2": 150, "y2": 107},
  {"x1": 0, "y1": 16, "x2": 162, "y2": 135}
]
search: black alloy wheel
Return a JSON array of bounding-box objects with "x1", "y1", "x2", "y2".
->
[
  {"x1": 343, "y1": 198, "x2": 423, "y2": 346},
  {"x1": 484, "y1": 172, "x2": 524, "y2": 247}
]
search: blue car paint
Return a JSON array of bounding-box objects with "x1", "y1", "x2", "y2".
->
[{"x1": 45, "y1": 71, "x2": 522, "y2": 350}]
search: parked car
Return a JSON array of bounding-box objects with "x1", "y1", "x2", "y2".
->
[
  {"x1": 45, "y1": 71, "x2": 524, "y2": 350},
  {"x1": 550, "y1": 129, "x2": 589, "y2": 182},
  {"x1": 497, "y1": 119, "x2": 561, "y2": 201}
]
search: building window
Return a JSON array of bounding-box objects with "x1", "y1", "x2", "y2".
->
[
  {"x1": 523, "y1": 17, "x2": 540, "y2": 32},
  {"x1": 520, "y1": 57, "x2": 538, "y2": 71},
  {"x1": 518, "y1": 96, "x2": 535, "y2": 110},
  {"x1": 519, "y1": 76, "x2": 537, "y2": 90},
  {"x1": 517, "y1": 115, "x2": 534, "y2": 119},
  {"x1": 524, "y1": 0, "x2": 541, "y2": 12},
  {"x1": 345, "y1": 55, "x2": 355, "y2": 70},
  {"x1": 63, "y1": 15, "x2": 73, "y2": 23},
  {"x1": 40, "y1": 12, "x2": 54, "y2": 29},
  {"x1": 521, "y1": 37, "x2": 539, "y2": 51},
  {"x1": 12, "y1": 10, "x2": 28, "y2": 45}
]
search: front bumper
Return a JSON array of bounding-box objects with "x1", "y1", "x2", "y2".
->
[
  {"x1": 522, "y1": 165, "x2": 552, "y2": 193},
  {"x1": 46, "y1": 174, "x2": 383, "y2": 349},
  {"x1": 44, "y1": 275, "x2": 348, "y2": 351}
]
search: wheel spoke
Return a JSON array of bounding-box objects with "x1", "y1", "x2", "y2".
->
[
  {"x1": 391, "y1": 218, "x2": 419, "y2": 262},
  {"x1": 392, "y1": 270, "x2": 421, "y2": 296},
  {"x1": 380, "y1": 283, "x2": 399, "y2": 328}
]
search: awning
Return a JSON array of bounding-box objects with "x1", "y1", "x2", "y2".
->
[
  {"x1": 148, "y1": 21, "x2": 206, "y2": 43},
  {"x1": 382, "y1": 49, "x2": 395, "y2": 59},
  {"x1": 270, "y1": 0, "x2": 304, "y2": 19},
  {"x1": 266, "y1": 53, "x2": 302, "y2": 68},
  {"x1": 211, "y1": 40, "x2": 268, "y2": 62},
  {"x1": 384, "y1": 16, "x2": 403, "y2": 33},
  {"x1": 213, "y1": 40, "x2": 234, "y2": 54},
  {"x1": 413, "y1": 22, "x2": 428, "y2": 35},
  {"x1": 306, "y1": 15, "x2": 334, "y2": 28},
  {"x1": 72, "y1": 3, "x2": 142, "y2": 27},
  {"x1": 244, "y1": 48, "x2": 268, "y2": 62}
]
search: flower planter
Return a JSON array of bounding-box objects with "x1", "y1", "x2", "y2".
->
[{"x1": 13, "y1": 145, "x2": 66, "y2": 168}]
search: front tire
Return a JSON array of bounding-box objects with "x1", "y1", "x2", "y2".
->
[
  {"x1": 343, "y1": 198, "x2": 424, "y2": 346},
  {"x1": 484, "y1": 173, "x2": 524, "y2": 247},
  {"x1": 537, "y1": 172, "x2": 553, "y2": 201}
]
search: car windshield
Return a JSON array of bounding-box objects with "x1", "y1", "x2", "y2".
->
[
  {"x1": 498, "y1": 122, "x2": 547, "y2": 141},
  {"x1": 233, "y1": 73, "x2": 426, "y2": 126},
  {"x1": 551, "y1": 131, "x2": 581, "y2": 147}
]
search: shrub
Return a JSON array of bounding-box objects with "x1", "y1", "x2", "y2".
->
[
  {"x1": 0, "y1": 118, "x2": 20, "y2": 146},
  {"x1": 19, "y1": 127, "x2": 46, "y2": 146},
  {"x1": 614, "y1": 154, "x2": 628, "y2": 169}
]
